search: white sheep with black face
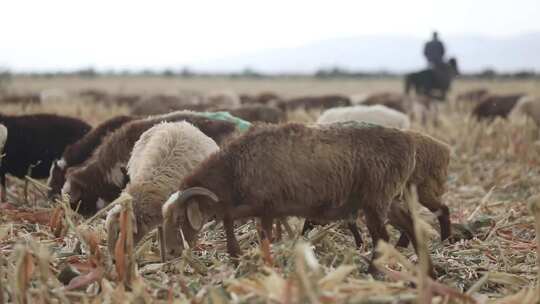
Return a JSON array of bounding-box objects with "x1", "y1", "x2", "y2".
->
[
  {"x1": 317, "y1": 104, "x2": 410, "y2": 129},
  {"x1": 105, "y1": 121, "x2": 219, "y2": 257}
]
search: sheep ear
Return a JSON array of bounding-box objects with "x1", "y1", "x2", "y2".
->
[{"x1": 187, "y1": 201, "x2": 203, "y2": 231}]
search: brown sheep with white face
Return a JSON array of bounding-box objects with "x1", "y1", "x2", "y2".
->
[
  {"x1": 162, "y1": 122, "x2": 419, "y2": 274},
  {"x1": 48, "y1": 115, "x2": 136, "y2": 199}
]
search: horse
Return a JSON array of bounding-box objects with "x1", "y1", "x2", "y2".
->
[{"x1": 405, "y1": 58, "x2": 459, "y2": 101}]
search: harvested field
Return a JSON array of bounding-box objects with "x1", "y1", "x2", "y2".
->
[{"x1": 1, "y1": 76, "x2": 540, "y2": 303}]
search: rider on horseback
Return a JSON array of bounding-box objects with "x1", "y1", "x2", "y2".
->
[
  {"x1": 405, "y1": 32, "x2": 457, "y2": 100},
  {"x1": 423, "y1": 31, "x2": 445, "y2": 68}
]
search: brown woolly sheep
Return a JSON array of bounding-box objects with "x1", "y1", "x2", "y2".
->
[
  {"x1": 302, "y1": 128, "x2": 451, "y2": 252},
  {"x1": 47, "y1": 115, "x2": 137, "y2": 199},
  {"x1": 62, "y1": 111, "x2": 237, "y2": 216},
  {"x1": 280, "y1": 94, "x2": 351, "y2": 111},
  {"x1": 472, "y1": 93, "x2": 525, "y2": 121},
  {"x1": 130, "y1": 93, "x2": 206, "y2": 116},
  {"x1": 161, "y1": 122, "x2": 420, "y2": 274},
  {"x1": 389, "y1": 130, "x2": 451, "y2": 247}
]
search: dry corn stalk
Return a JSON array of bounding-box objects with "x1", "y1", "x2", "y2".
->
[
  {"x1": 114, "y1": 194, "x2": 137, "y2": 286},
  {"x1": 405, "y1": 185, "x2": 432, "y2": 303},
  {"x1": 528, "y1": 196, "x2": 540, "y2": 299}
]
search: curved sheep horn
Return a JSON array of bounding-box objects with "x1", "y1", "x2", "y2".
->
[
  {"x1": 161, "y1": 187, "x2": 218, "y2": 258},
  {"x1": 177, "y1": 187, "x2": 218, "y2": 231},
  {"x1": 176, "y1": 187, "x2": 219, "y2": 205}
]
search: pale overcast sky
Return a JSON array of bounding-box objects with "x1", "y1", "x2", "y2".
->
[{"x1": 2, "y1": 0, "x2": 539, "y2": 71}]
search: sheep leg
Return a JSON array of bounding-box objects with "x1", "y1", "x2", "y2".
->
[
  {"x1": 363, "y1": 207, "x2": 389, "y2": 276},
  {"x1": 223, "y1": 216, "x2": 241, "y2": 260},
  {"x1": 260, "y1": 216, "x2": 273, "y2": 242},
  {"x1": 347, "y1": 222, "x2": 364, "y2": 249},
  {"x1": 274, "y1": 220, "x2": 283, "y2": 241},
  {"x1": 388, "y1": 202, "x2": 436, "y2": 278},
  {"x1": 387, "y1": 202, "x2": 418, "y2": 249},
  {"x1": 418, "y1": 190, "x2": 451, "y2": 241},
  {"x1": 0, "y1": 174, "x2": 6, "y2": 202}
]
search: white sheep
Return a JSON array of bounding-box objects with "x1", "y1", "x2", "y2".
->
[
  {"x1": 316, "y1": 104, "x2": 410, "y2": 129},
  {"x1": 510, "y1": 96, "x2": 540, "y2": 126},
  {"x1": 105, "y1": 121, "x2": 220, "y2": 256}
]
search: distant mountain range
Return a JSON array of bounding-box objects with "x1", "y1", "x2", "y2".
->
[{"x1": 193, "y1": 33, "x2": 540, "y2": 74}]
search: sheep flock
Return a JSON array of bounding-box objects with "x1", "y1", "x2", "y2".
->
[{"x1": 0, "y1": 77, "x2": 540, "y2": 303}]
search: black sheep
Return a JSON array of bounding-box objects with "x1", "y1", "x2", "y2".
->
[{"x1": 0, "y1": 113, "x2": 91, "y2": 201}]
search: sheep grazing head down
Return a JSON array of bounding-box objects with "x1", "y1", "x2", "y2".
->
[
  {"x1": 162, "y1": 187, "x2": 219, "y2": 256},
  {"x1": 62, "y1": 168, "x2": 117, "y2": 216},
  {"x1": 61, "y1": 174, "x2": 94, "y2": 214}
]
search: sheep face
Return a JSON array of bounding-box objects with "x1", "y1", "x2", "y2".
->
[
  {"x1": 162, "y1": 189, "x2": 217, "y2": 257},
  {"x1": 62, "y1": 176, "x2": 99, "y2": 216}
]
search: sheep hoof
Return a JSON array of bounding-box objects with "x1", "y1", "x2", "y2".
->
[{"x1": 447, "y1": 223, "x2": 474, "y2": 243}]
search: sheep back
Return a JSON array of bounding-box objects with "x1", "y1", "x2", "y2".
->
[
  {"x1": 472, "y1": 94, "x2": 524, "y2": 120},
  {"x1": 182, "y1": 122, "x2": 416, "y2": 223},
  {"x1": 0, "y1": 113, "x2": 91, "y2": 180},
  {"x1": 317, "y1": 104, "x2": 410, "y2": 129},
  {"x1": 125, "y1": 121, "x2": 220, "y2": 241}
]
